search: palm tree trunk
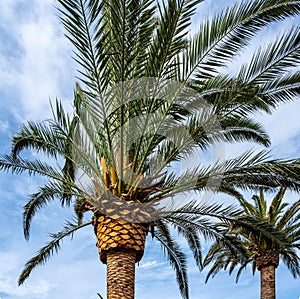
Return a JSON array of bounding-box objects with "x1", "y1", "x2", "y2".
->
[
  {"x1": 260, "y1": 265, "x2": 276, "y2": 299},
  {"x1": 106, "y1": 250, "x2": 136, "y2": 299}
]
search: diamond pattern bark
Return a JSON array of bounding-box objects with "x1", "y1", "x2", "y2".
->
[
  {"x1": 94, "y1": 214, "x2": 148, "y2": 263},
  {"x1": 106, "y1": 251, "x2": 136, "y2": 299}
]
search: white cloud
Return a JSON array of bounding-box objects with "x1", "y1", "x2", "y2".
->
[
  {"x1": 0, "y1": 120, "x2": 9, "y2": 133},
  {"x1": 0, "y1": 251, "x2": 54, "y2": 298},
  {"x1": 138, "y1": 260, "x2": 158, "y2": 269},
  {"x1": 0, "y1": 0, "x2": 15, "y2": 20},
  {"x1": 258, "y1": 101, "x2": 300, "y2": 152},
  {"x1": 0, "y1": 0, "x2": 74, "y2": 122}
]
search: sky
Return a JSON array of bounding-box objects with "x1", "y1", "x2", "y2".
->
[{"x1": 0, "y1": 0, "x2": 300, "y2": 298}]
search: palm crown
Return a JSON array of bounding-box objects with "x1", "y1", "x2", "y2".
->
[
  {"x1": 1, "y1": 0, "x2": 300, "y2": 298},
  {"x1": 203, "y1": 187, "x2": 300, "y2": 298},
  {"x1": 204, "y1": 187, "x2": 300, "y2": 280}
]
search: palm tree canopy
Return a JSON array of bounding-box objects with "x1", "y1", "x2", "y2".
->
[
  {"x1": 203, "y1": 187, "x2": 300, "y2": 282},
  {"x1": 1, "y1": 0, "x2": 300, "y2": 298}
]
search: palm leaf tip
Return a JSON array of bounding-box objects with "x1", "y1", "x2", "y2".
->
[
  {"x1": 18, "y1": 220, "x2": 92, "y2": 285},
  {"x1": 154, "y1": 221, "x2": 189, "y2": 299}
]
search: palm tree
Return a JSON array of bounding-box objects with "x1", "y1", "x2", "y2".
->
[
  {"x1": 203, "y1": 187, "x2": 300, "y2": 299},
  {"x1": 1, "y1": 0, "x2": 300, "y2": 298}
]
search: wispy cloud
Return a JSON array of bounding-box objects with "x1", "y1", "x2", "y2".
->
[
  {"x1": 0, "y1": 120, "x2": 9, "y2": 133},
  {"x1": 0, "y1": 251, "x2": 54, "y2": 298},
  {"x1": 0, "y1": 0, "x2": 74, "y2": 121}
]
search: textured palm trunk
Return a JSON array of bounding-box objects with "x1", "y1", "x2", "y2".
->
[
  {"x1": 106, "y1": 250, "x2": 136, "y2": 299},
  {"x1": 255, "y1": 250, "x2": 279, "y2": 299},
  {"x1": 260, "y1": 265, "x2": 276, "y2": 299},
  {"x1": 94, "y1": 214, "x2": 148, "y2": 299}
]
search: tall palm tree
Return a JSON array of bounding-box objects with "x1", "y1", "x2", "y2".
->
[
  {"x1": 1, "y1": 0, "x2": 300, "y2": 298},
  {"x1": 203, "y1": 187, "x2": 300, "y2": 299}
]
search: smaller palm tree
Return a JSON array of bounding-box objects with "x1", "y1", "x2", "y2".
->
[{"x1": 203, "y1": 187, "x2": 300, "y2": 299}]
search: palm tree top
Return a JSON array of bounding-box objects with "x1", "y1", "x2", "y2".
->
[{"x1": 203, "y1": 187, "x2": 300, "y2": 283}]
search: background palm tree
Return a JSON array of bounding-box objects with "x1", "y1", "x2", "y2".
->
[
  {"x1": 1, "y1": 0, "x2": 300, "y2": 298},
  {"x1": 203, "y1": 187, "x2": 300, "y2": 299}
]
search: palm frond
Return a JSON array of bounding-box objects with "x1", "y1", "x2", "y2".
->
[
  {"x1": 183, "y1": 0, "x2": 300, "y2": 80},
  {"x1": 57, "y1": 0, "x2": 115, "y2": 157},
  {"x1": 277, "y1": 200, "x2": 300, "y2": 230},
  {"x1": 239, "y1": 27, "x2": 300, "y2": 84},
  {"x1": 154, "y1": 221, "x2": 189, "y2": 299},
  {"x1": 218, "y1": 116, "x2": 270, "y2": 146},
  {"x1": 160, "y1": 151, "x2": 300, "y2": 199},
  {"x1": 203, "y1": 234, "x2": 251, "y2": 283},
  {"x1": 280, "y1": 250, "x2": 300, "y2": 278},
  {"x1": 12, "y1": 120, "x2": 64, "y2": 159},
  {"x1": 18, "y1": 220, "x2": 92, "y2": 285},
  {"x1": 147, "y1": 0, "x2": 203, "y2": 78},
  {"x1": 23, "y1": 181, "x2": 82, "y2": 240},
  {"x1": 0, "y1": 155, "x2": 66, "y2": 181},
  {"x1": 12, "y1": 99, "x2": 78, "y2": 203},
  {"x1": 259, "y1": 71, "x2": 300, "y2": 105}
]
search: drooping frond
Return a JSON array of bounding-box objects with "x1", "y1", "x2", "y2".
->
[
  {"x1": 203, "y1": 233, "x2": 251, "y2": 283},
  {"x1": 0, "y1": 155, "x2": 67, "y2": 181},
  {"x1": 18, "y1": 220, "x2": 92, "y2": 285},
  {"x1": 23, "y1": 181, "x2": 83, "y2": 240},
  {"x1": 12, "y1": 99, "x2": 78, "y2": 203},
  {"x1": 154, "y1": 220, "x2": 189, "y2": 299},
  {"x1": 12, "y1": 120, "x2": 64, "y2": 159}
]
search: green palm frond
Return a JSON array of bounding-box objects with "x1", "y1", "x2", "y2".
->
[
  {"x1": 23, "y1": 181, "x2": 83, "y2": 240},
  {"x1": 277, "y1": 199, "x2": 300, "y2": 230},
  {"x1": 160, "y1": 151, "x2": 300, "y2": 199},
  {"x1": 217, "y1": 116, "x2": 270, "y2": 146},
  {"x1": 268, "y1": 187, "x2": 286, "y2": 223},
  {"x1": 0, "y1": 154, "x2": 67, "y2": 180},
  {"x1": 12, "y1": 120, "x2": 65, "y2": 159},
  {"x1": 147, "y1": 0, "x2": 203, "y2": 79},
  {"x1": 203, "y1": 234, "x2": 251, "y2": 282},
  {"x1": 183, "y1": 0, "x2": 300, "y2": 80},
  {"x1": 12, "y1": 99, "x2": 78, "y2": 203},
  {"x1": 179, "y1": 227, "x2": 202, "y2": 270},
  {"x1": 280, "y1": 250, "x2": 300, "y2": 278},
  {"x1": 11, "y1": 99, "x2": 75, "y2": 160},
  {"x1": 57, "y1": 0, "x2": 116, "y2": 159},
  {"x1": 57, "y1": 0, "x2": 107, "y2": 85},
  {"x1": 259, "y1": 71, "x2": 300, "y2": 104},
  {"x1": 154, "y1": 221, "x2": 189, "y2": 299},
  {"x1": 201, "y1": 79, "x2": 273, "y2": 117},
  {"x1": 239, "y1": 27, "x2": 300, "y2": 84},
  {"x1": 159, "y1": 201, "x2": 242, "y2": 247},
  {"x1": 18, "y1": 220, "x2": 92, "y2": 285},
  {"x1": 162, "y1": 200, "x2": 242, "y2": 222},
  {"x1": 252, "y1": 190, "x2": 267, "y2": 218}
]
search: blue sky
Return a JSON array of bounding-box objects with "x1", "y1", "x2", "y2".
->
[{"x1": 0, "y1": 0, "x2": 300, "y2": 298}]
